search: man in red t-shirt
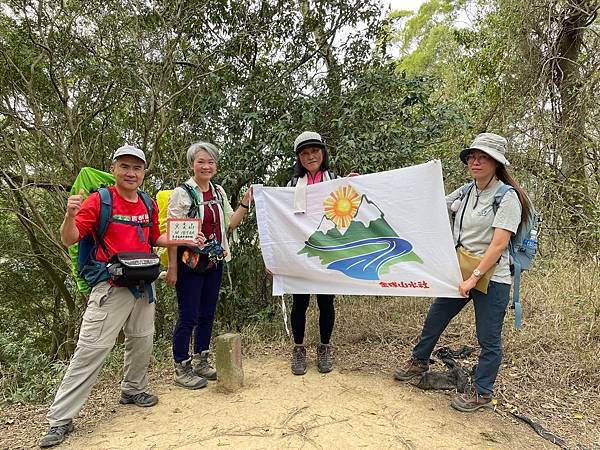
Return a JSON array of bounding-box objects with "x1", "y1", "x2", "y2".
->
[{"x1": 40, "y1": 146, "x2": 172, "y2": 448}]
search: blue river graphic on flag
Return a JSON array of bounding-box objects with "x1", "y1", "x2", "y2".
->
[{"x1": 298, "y1": 186, "x2": 423, "y2": 281}]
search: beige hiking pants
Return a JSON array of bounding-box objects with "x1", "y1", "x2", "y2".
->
[{"x1": 46, "y1": 281, "x2": 155, "y2": 427}]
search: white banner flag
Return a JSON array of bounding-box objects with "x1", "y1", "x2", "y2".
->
[{"x1": 254, "y1": 160, "x2": 462, "y2": 298}]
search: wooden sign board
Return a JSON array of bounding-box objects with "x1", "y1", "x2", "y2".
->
[{"x1": 167, "y1": 218, "x2": 202, "y2": 245}]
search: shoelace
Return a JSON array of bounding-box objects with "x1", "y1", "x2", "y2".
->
[
  {"x1": 293, "y1": 349, "x2": 305, "y2": 364},
  {"x1": 462, "y1": 385, "x2": 488, "y2": 403},
  {"x1": 198, "y1": 360, "x2": 215, "y2": 371},
  {"x1": 130, "y1": 392, "x2": 151, "y2": 402},
  {"x1": 49, "y1": 425, "x2": 70, "y2": 435},
  {"x1": 317, "y1": 347, "x2": 331, "y2": 362},
  {"x1": 197, "y1": 352, "x2": 213, "y2": 367}
]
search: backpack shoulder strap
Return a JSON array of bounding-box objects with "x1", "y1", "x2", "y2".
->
[
  {"x1": 213, "y1": 184, "x2": 225, "y2": 204},
  {"x1": 97, "y1": 187, "x2": 112, "y2": 242},
  {"x1": 492, "y1": 184, "x2": 515, "y2": 214},
  {"x1": 180, "y1": 182, "x2": 200, "y2": 217},
  {"x1": 455, "y1": 182, "x2": 475, "y2": 246},
  {"x1": 180, "y1": 182, "x2": 198, "y2": 201},
  {"x1": 329, "y1": 170, "x2": 342, "y2": 180},
  {"x1": 138, "y1": 190, "x2": 154, "y2": 220},
  {"x1": 92, "y1": 187, "x2": 113, "y2": 255},
  {"x1": 459, "y1": 181, "x2": 475, "y2": 201},
  {"x1": 452, "y1": 182, "x2": 474, "y2": 223},
  {"x1": 137, "y1": 190, "x2": 155, "y2": 247}
]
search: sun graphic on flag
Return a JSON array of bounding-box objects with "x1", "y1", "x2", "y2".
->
[{"x1": 323, "y1": 185, "x2": 361, "y2": 229}]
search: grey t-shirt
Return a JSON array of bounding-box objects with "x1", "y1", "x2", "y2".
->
[{"x1": 446, "y1": 179, "x2": 521, "y2": 284}]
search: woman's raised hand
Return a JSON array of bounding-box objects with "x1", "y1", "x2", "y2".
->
[{"x1": 242, "y1": 185, "x2": 253, "y2": 204}]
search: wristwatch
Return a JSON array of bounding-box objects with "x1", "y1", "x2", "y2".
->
[{"x1": 473, "y1": 268, "x2": 482, "y2": 278}]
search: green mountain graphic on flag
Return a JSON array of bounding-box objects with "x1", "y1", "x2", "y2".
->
[{"x1": 298, "y1": 194, "x2": 423, "y2": 280}]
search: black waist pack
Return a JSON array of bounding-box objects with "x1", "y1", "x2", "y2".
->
[{"x1": 107, "y1": 252, "x2": 161, "y2": 287}]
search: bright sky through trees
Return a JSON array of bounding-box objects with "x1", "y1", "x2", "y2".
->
[{"x1": 382, "y1": 0, "x2": 426, "y2": 12}]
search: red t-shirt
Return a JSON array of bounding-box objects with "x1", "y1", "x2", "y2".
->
[
  {"x1": 201, "y1": 190, "x2": 222, "y2": 243},
  {"x1": 75, "y1": 186, "x2": 161, "y2": 262}
]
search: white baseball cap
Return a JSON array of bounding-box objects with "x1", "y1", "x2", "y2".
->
[
  {"x1": 112, "y1": 145, "x2": 146, "y2": 164},
  {"x1": 294, "y1": 131, "x2": 326, "y2": 154}
]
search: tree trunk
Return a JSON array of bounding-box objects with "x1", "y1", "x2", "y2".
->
[{"x1": 552, "y1": 0, "x2": 597, "y2": 245}]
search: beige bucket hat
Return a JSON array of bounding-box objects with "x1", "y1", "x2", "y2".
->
[{"x1": 460, "y1": 132, "x2": 510, "y2": 166}]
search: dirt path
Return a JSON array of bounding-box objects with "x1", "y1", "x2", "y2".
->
[{"x1": 56, "y1": 357, "x2": 549, "y2": 449}]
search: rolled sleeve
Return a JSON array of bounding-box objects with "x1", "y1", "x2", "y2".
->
[
  {"x1": 215, "y1": 185, "x2": 234, "y2": 224},
  {"x1": 167, "y1": 187, "x2": 191, "y2": 219},
  {"x1": 223, "y1": 194, "x2": 234, "y2": 223}
]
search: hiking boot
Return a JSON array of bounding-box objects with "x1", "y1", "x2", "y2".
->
[
  {"x1": 39, "y1": 422, "x2": 74, "y2": 448},
  {"x1": 192, "y1": 350, "x2": 217, "y2": 380},
  {"x1": 174, "y1": 358, "x2": 208, "y2": 389},
  {"x1": 119, "y1": 391, "x2": 159, "y2": 407},
  {"x1": 291, "y1": 345, "x2": 307, "y2": 375},
  {"x1": 394, "y1": 357, "x2": 429, "y2": 381},
  {"x1": 316, "y1": 343, "x2": 333, "y2": 373},
  {"x1": 451, "y1": 387, "x2": 492, "y2": 412}
]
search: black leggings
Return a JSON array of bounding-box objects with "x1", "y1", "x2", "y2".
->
[{"x1": 291, "y1": 294, "x2": 335, "y2": 345}]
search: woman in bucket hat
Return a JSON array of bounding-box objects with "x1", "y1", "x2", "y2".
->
[{"x1": 394, "y1": 132, "x2": 532, "y2": 412}]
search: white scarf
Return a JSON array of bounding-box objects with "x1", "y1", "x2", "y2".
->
[{"x1": 293, "y1": 171, "x2": 335, "y2": 214}]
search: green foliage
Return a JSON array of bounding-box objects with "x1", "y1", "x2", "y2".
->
[
  {"x1": 0, "y1": 332, "x2": 68, "y2": 403},
  {"x1": 213, "y1": 205, "x2": 281, "y2": 331},
  {"x1": 389, "y1": 0, "x2": 600, "y2": 248},
  {"x1": 6, "y1": 0, "x2": 597, "y2": 405},
  {"x1": 330, "y1": 66, "x2": 465, "y2": 175},
  {"x1": 6, "y1": 1, "x2": 462, "y2": 403}
]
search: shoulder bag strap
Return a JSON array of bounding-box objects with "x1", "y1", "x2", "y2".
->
[{"x1": 456, "y1": 184, "x2": 474, "y2": 248}]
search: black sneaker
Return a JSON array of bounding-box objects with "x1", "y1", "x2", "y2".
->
[
  {"x1": 119, "y1": 391, "x2": 159, "y2": 407},
  {"x1": 39, "y1": 422, "x2": 74, "y2": 448}
]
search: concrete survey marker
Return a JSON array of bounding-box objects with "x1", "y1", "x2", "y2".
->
[{"x1": 215, "y1": 333, "x2": 244, "y2": 393}]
